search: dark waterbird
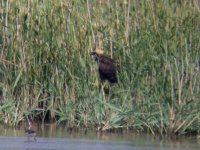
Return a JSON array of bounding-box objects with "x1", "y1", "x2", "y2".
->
[
  {"x1": 91, "y1": 48, "x2": 120, "y2": 84},
  {"x1": 25, "y1": 128, "x2": 37, "y2": 142}
]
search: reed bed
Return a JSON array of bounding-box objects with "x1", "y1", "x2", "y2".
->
[{"x1": 0, "y1": 0, "x2": 199, "y2": 135}]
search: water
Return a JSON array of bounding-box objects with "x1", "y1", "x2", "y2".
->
[{"x1": 0, "y1": 124, "x2": 199, "y2": 150}]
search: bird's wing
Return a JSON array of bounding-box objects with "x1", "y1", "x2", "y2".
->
[
  {"x1": 99, "y1": 59, "x2": 116, "y2": 74},
  {"x1": 99, "y1": 55, "x2": 119, "y2": 73},
  {"x1": 99, "y1": 54, "x2": 115, "y2": 63}
]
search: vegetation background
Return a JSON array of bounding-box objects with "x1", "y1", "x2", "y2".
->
[{"x1": 0, "y1": 0, "x2": 199, "y2": 135}]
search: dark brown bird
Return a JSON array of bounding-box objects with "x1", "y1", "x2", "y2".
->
[
  {"x1": 91, "y1": 49, "x2": 119, "y2": 84},
  {"x1": 25, "y1": 128, "x2": 37, "y2": 142}
]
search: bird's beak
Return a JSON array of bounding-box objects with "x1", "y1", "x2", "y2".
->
[{"x1": 90, "y1": 52, "x2": 94, "y2": 56}]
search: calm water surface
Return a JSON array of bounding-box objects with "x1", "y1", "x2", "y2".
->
[{"x1": 0, "y1": 124, "x2": 199, "y2": 150}]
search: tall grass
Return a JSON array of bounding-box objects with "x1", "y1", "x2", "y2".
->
[{"x1": 0, "y1": 0, "x2": 199, "y2": 135}]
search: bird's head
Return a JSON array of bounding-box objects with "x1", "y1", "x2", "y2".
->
[
  {"x1": 90, "y1": 47, "x2": 104, "y2": 62},
  {"x1": 94, "y1": 47, "x2": 104, "y2": 55}
]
